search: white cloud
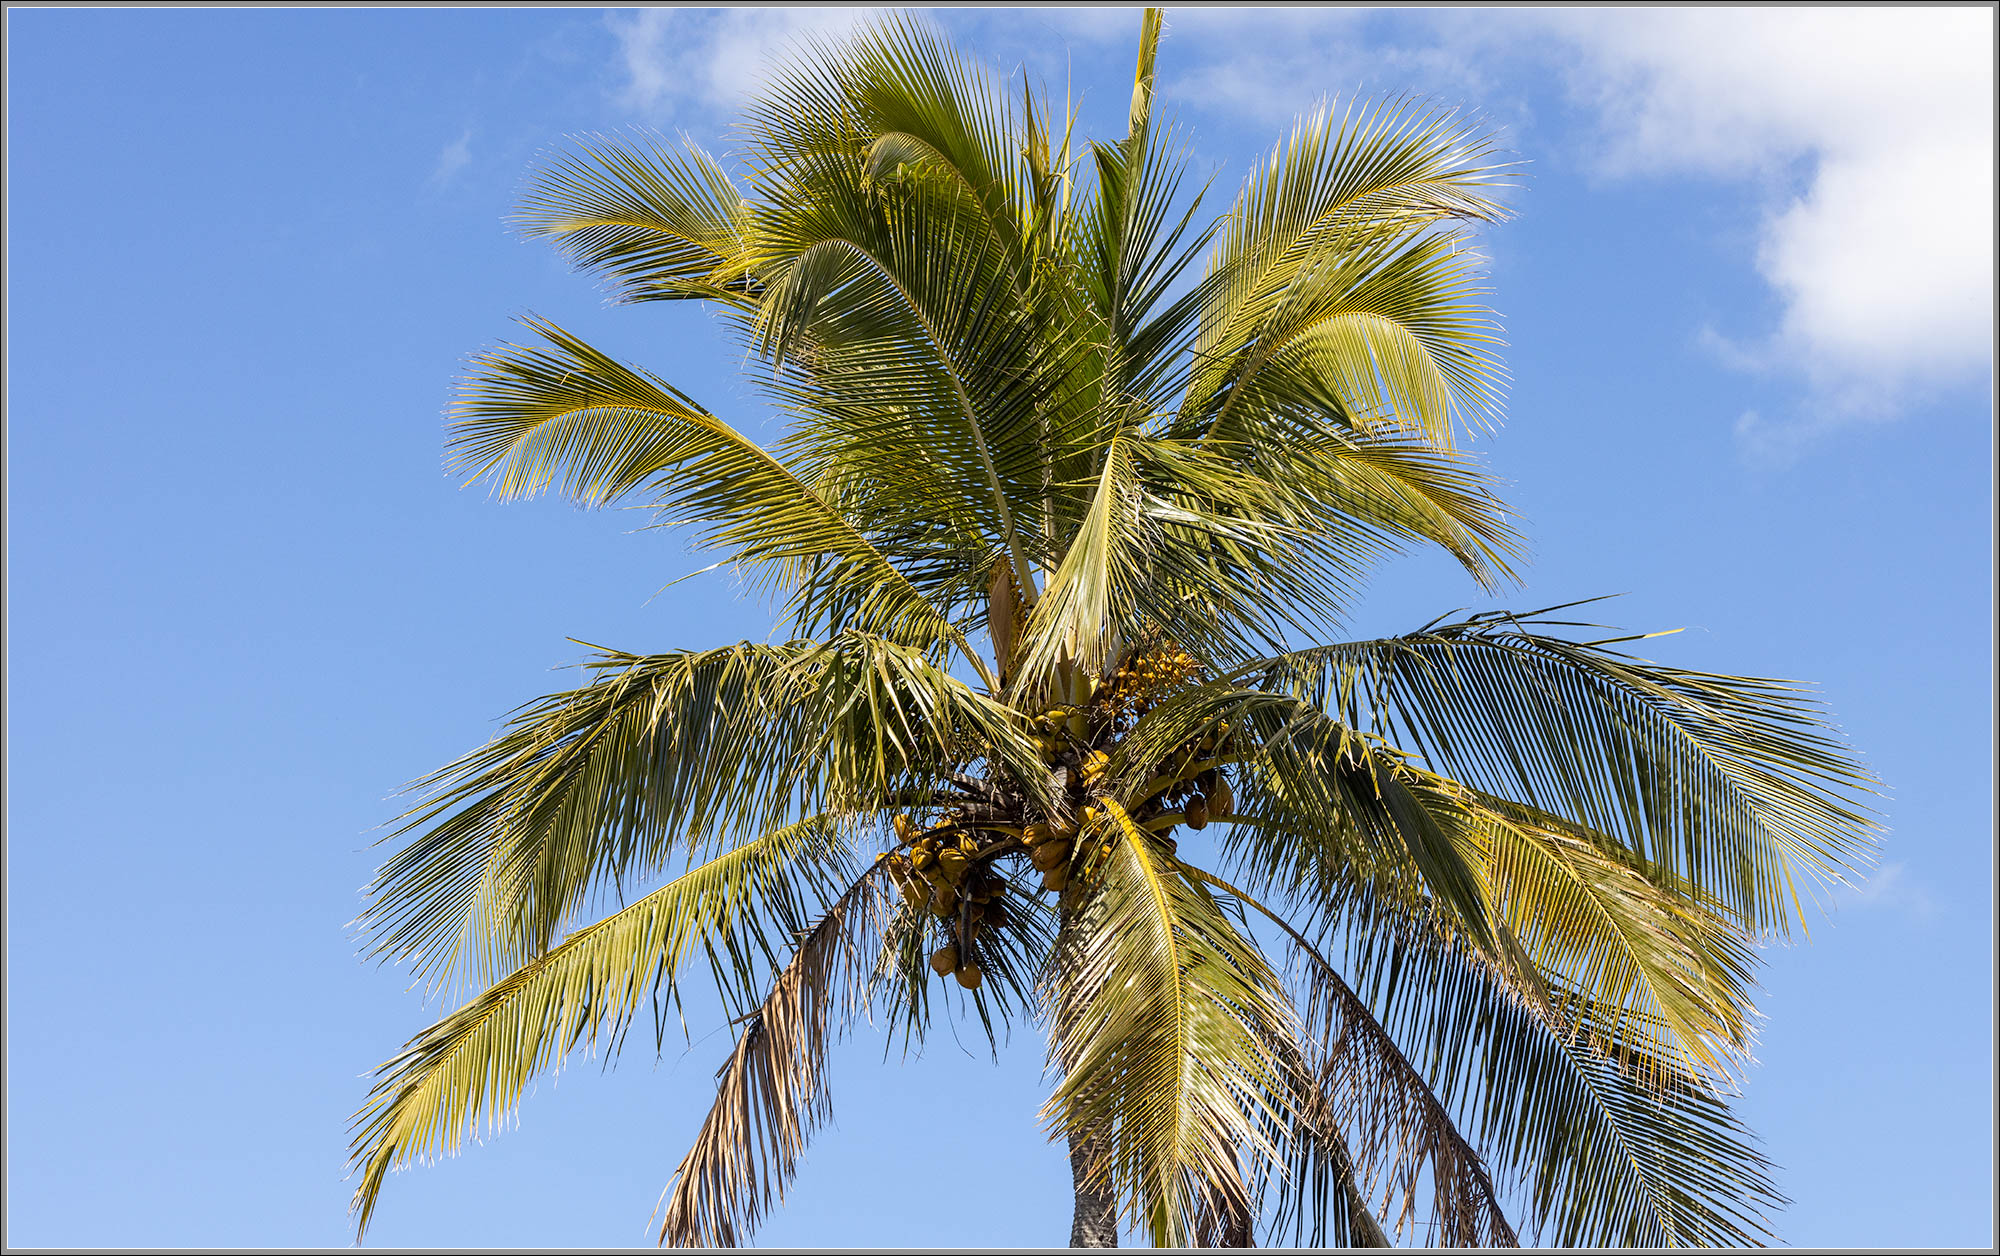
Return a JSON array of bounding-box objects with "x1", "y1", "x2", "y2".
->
[
  {"x1": 597, "y1": 7, "x2": 1994, "y2": 453},
  {"x1": 430, "y1": 128, "x2": 473, "y2": 186},
  {"x1": 1068, "y1": 9, "x2": 1996, "y2": 449},
  {"x1": 1541, "y1": 8, "x2": 1995, "y2": 450},
  {"x1": 605, "y1": 7, "x2": 880, "y2": 117}
]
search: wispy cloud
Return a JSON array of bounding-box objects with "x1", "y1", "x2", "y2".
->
[
  {"x1": 430, "y1": 128, "x2": 474, "y2": 187},
  {"x1": 1838, "y1": 861, "x2": 1938, "y2": 920},
  {"x1": 604, "y1": 7, "x2": 881, "y2": 118}
]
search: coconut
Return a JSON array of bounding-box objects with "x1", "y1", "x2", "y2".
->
[
  {"x1": 931, "y1": 944, "x2": 960, "y2": 975},
  {"x1": 936, "y1": 849, "x2": 969, "y2": 882},
  {"x1": 1031, "y1": 840, "x2": 1072, "y2": 872},
  {"x1": 1209, "y1": 778, "x2": 1234, "y2": 816},
  {"x1": 1185, "y1": 796, "x2": 1209, "y2": 830},
  {"x1": 955, "y1": 963, "x2": 983, "y2": 990}
]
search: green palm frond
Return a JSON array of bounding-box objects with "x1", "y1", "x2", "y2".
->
[
  {"x1": 516, "y1": 132, "x2": 757, "y2": 305},
  {"x1": 1202, "y1": 227, "x2": 1508, "y2": 450},
  {"x1": 362, "y1": 634, "x2": 1039, "y2": 994},
  {"x1": 1183, "y1": 96, "x2": 1514, "y2": 445},
  {"x1": 349, "y1": 816, "x2": 853, "y2": 1241},
  {"x1": 1111, "y1": 682, "x2": 1494, "y2": 943},
  {"x1": 1185, "y1": 867, "x2": 1517, "y2": 1248},
  {"x1": 1436, "y1": 779, "x2": 1760, "y2": 1088},
  {"x1": 1258, "y1": 607, "x2": 1882, "y2": 935},
  {"x1": 1118, "y1": 677, "x2": 1756, "y2": 1088},
  {"x1": 451, "y1": 320, "x2": 982, "y2": 666},
  {"x1": 363, "y1": 642, "x2": 814, "y2": 991},
  {"x1": 1335, "y1": 890, "x2": 1785, "y2": 1247}
]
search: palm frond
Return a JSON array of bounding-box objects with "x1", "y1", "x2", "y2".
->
[
  {"x1": 1112, "y1": 682, "x2": 1494, "y2": 944},
  {"x1": 362, "y1": 635, "x2": 1040, "y2": 993},
  {"x1": 656, "y1": 863, "x2": 890, "y2": 1247},
  {"x1": 451, "y1": 319, "x2": 980, "y2": 664},
  {"x1": 348, "y1": 816, "x2": 852, "y2": 1240},
  {"x1": 1043, "y1": 801, "x2": 1298, "y2": 1248},
  {"x1": 1183, "y1": 96, "x2": 1514, "y2": 444},
  {"x1": 1335, "y1": 888, "x2": 1786, "y2": 1247},
  {"x1": 362, "y1": 642, "x2": 814, "y2": 991},
  {"x1": 1186, "y1": 866, "x2": 1518, "y2": 1248},
  {"x1": 516, "y1": 132, "x2": 757, "y2": 305},
  {"x1": 1258, "y1": 608, "x2": 1882, "y2": 935}
]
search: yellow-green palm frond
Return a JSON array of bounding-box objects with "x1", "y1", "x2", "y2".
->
[
  {"x1": 1184, "y1": 95, "x2": 1515, "y2": 444},
  {"x1": 348, "y1": 815, "x2": 853, "y2": 1241},
  {"x1": 1150, "y1": 680, "x2": 1760, "y2": 1089},
  {"x1": 450, "y1": 319, "x2": 981, "y2": 666},
  {"x1": 1111, "y1": 682, "x2": 1495, "y2": 942},
  {"x1": 362, "y1": 641, "x2": 817, "y2": 993},
  {"x1": 1198, "y1": 227, "x2": 1508, "y2": 451},
  {"x1": 1435, "y1": 779, "x2": 1761, "y2": 1089},
  {"x1": 1044, "y1": 801, "x2": 1299, "y2": 1248},
  {"x1": 516, "y1": 131, "x2": 758, "y2": 305},
  {"x1": 362, "y1": 634, "x2": 1039, "y2": 996}
]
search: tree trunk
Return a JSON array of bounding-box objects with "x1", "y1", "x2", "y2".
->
[
  {"x1": 1068, "y1": 1127, "x2": 1119, "y2": 1248},
  {"x1": 1221, "y1": 1206, "x2": 1255, "y2": 1248}
]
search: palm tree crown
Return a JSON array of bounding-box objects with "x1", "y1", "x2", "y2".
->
[{"x1": 350, "y1": 11, "x2": 1878, "y2": 1248}]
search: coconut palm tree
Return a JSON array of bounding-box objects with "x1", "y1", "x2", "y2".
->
[{"x1": 349, "y1": 11, "x2": 1877, "y2": 1248}]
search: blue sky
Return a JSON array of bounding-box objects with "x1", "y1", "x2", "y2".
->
[{"x1": 5, "y1": 6, "x2": 1992, "y2": 1249}]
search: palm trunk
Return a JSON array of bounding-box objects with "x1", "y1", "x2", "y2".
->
[
  {"x1": 1221, "y1": 1206, "x2": 1255, "y2": 1248},
  {"x1": 1068, "y1": 1126, "x2": 1119, "y2": 1248}
]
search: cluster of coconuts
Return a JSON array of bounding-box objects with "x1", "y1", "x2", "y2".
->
[
  {"x1": 1094, "y1": 645, "x2": 1202, "y2": 724},
  {"x1": 1156, "y1": 765, "x2": 1234, "y2": 831},
  {"x1": 879, "y1": 815, "x2": 1007, "y2": 989},
  {"x1": 871, "y1": 644, "x2": 1247, "y2": 990}
]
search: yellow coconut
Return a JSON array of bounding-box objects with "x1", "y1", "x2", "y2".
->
[
  {"x1": 936, "y1": 848, "x2": 969, "y2": 882},
  {"x1": 1031, "y1": 840, "x2": 1073, "y2": 872},
  {"x1": 931, "y1": 944, "x2": 960, "y2": 975}
]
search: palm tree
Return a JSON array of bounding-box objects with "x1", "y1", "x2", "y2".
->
[{"x1": 349, "y1": 11, "x2": 1877, "y2": 1248}]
